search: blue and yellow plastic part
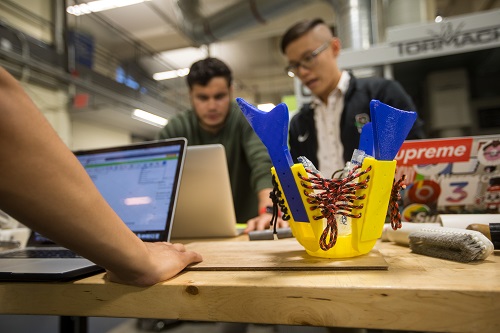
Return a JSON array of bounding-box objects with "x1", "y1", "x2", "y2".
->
[{"x1": 236, "y1": 98, "x2": 416, "y2": 258}]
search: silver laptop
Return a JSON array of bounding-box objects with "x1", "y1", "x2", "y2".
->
[
  {"x1": 0, "y1": 138, "x2": 187, "y2": 282},
  {"x1": 171, "y1": 144, "x2": 240, "y2": 239}
]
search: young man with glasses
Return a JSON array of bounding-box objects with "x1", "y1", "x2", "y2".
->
[
  {"x1": 281, "y1": 18, "x2": 425, "y2": 177},
  {"x1": 157, "y1": 57, "x2": 286, "y2": 233}
]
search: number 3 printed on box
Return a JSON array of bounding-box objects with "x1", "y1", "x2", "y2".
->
[{"x1": 438, "y1": 175, "x2": 480, "y2": 207}]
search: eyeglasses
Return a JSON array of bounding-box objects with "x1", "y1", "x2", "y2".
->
[{"x1": 285, "y1": 41, "x2": 330, "y2": 77}]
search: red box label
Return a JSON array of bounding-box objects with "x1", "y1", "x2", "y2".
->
[{"x1": 395, "y1": 138, "x2": 473, "y2": 165}]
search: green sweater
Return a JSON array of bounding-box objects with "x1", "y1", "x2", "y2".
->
[{"x1": 157, "y1": 102, "x2": 273, "y2": 222}]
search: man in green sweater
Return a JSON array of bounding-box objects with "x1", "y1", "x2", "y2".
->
[{"x1": 157, "y1": 57, "x2": 286, "y2": 232}]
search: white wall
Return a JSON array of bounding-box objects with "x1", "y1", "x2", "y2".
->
[
  {"x1": 71, "y1": 120, "x2": 132, "y2": 150},
  {"x1": 1, "y1": 1, "x2": 134, "y2": 150},
  {"x1": 21, "y1": 81, "x2": 132, "y2": 150},
  {"x1": 0, "y1": 0, "x2": 53, "y2": 43},
  {"x1": 426, "y1": 68, "x2": 471, "y2": 137},
  {"x1": 21, "y1": 82, "x2": 72, "y2": 146}
]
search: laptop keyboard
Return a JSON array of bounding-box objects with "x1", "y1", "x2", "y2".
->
[{"x1": 0, "y1": 249, "x2": 82, "y2": 259}]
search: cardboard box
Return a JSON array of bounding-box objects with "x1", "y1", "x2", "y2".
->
[{"x1": 394, "y1": 135, "x2": 500, "y2": 221}]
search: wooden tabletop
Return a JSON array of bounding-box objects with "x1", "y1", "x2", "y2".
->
[{"x1": 1, "y1": 237, "x2": 499, "y2": 333}]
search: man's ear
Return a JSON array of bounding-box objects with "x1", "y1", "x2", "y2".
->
[{"x1": 331, "y1": 38, "x2": 341, "y2": 57}]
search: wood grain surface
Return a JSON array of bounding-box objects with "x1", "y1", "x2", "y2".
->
[
  {"x1": 1, "y1": 239, "x2": 499, "y2": 332},
  {"x1": 184, "y1": 239, "x2": 388, "y2": 270}
]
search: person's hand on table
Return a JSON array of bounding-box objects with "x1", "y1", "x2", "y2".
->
[
  {"x1": 244, "y1": 189, "x2": 290, "y2": 234},
  {"x1": 106, "y1": 242, "x2": 202, "y2": 286},
  {"x1": 243, "y1": 213, "x2": 289, "y2": 234}
]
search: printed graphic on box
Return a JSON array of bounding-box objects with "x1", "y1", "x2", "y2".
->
[{"x1": 395, "y1": 135, "x2": 500, "y2": 221}]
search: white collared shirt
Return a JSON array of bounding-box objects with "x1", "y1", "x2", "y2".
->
[{"x1": 313, "y1": 71, "x2": 351, "y2": 178}]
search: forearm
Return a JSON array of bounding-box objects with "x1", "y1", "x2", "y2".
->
[{"x1": 0, "y1": 67, "x2": 152, "y2": 283}]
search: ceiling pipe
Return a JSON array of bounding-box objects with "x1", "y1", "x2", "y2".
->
[
  {"x1": 175, "y1": 0, "x2": 308, "y2": 45},
  {"x1": 327, "y1": 0, "x2": 374, "y2": 50},
  {"x1": 174, "y1": 0, "x2": 376, "y2": 51}
]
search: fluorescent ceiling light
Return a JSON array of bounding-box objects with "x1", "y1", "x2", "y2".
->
[
  {"x1": 257, "y1": 103, "x2": 276, "y2": 112},
  {"x1": 132, "y1": 109, "x2": 168, "y2": 127},
  {"x1": 153, "y1": 68, "x2": 190, "y2": 81},
  {"x1": 67, "y1": 0, "x2": 150, "y2": 16}
]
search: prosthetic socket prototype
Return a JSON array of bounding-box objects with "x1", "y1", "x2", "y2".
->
[{"x1": 237, "y1": 98, "x2": 417, "y2": 258}]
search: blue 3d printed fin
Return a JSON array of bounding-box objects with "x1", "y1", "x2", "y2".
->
[
  {"x1": 236, "y1": 97, "x2": 309, "y2": 222},
  {"x1": 370, "y1": 100, "x2": 417, "y2": 160},
  {"x1": 358, "y1": 122, "x2": 374, "y2": 156}
]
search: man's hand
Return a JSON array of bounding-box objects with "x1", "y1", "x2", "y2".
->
[
  {"x1": 244, "y1": 213, "x2": 289, "y2": 234},
  {"x1": 106, "y1": 242, "x2": 202, "y2": 286},
  {"x1": 244, "y1": 188, "x2": 289, "y2": 233}
]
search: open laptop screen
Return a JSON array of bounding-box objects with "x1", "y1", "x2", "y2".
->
[{"x1": 74, "y1": 139, "x2": 187, "y2": 242}]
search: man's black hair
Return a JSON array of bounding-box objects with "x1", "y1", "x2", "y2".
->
[
  {"x1": 280, "y1": 18, "x2": 335, "y2": 54},
  {"x1": 186, "y1": 57, "x2": 232, "y2": 89}
]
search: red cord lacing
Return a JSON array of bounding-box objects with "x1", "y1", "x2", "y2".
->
[{"x1": 298, "y1": 165, "x2": 371, "y2": 251}]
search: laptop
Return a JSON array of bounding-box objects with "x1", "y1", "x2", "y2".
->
[
  {"x1": 0, "y1": 138, "x2": 187, "y2": 282},
  {"x1": 171, "y1": 144, "x2": 240, "y2": 239}
]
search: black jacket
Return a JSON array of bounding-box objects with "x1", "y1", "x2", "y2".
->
[{"x1": 289, "y1": 75, "x2": 425, "y2": 167}]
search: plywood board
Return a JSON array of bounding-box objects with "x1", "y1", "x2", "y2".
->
[{"x1": 185, "y1": 239, "x2": 388, "y2": 271}]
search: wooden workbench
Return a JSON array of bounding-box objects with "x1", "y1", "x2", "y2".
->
[{"x1": 0, "y1": 238, "x2": 499, "y2": 333}]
